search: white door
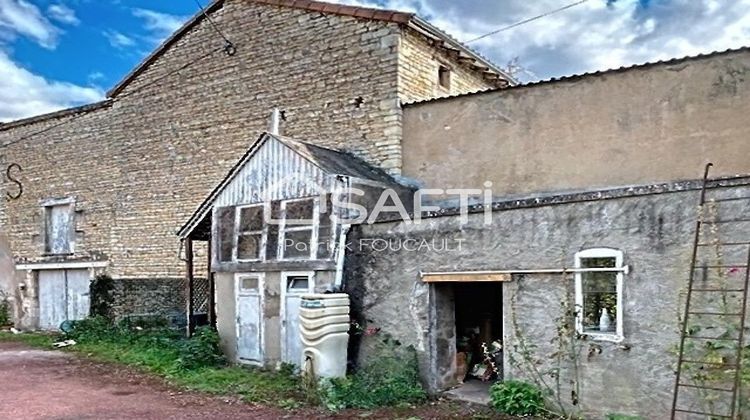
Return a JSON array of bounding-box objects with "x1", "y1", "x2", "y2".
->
[
  {"x1": 236, "y1": 274, "x2": 263, "y2": 364},
  {"x1": 282, "y1": 272, "x2": 314, "y2": 367},
  {"x1": 66, "y1": 270, "x2": 91, "y2": 321},
  {"x1": 38, "y1": 269, "x2": 90, "y2": 330}
]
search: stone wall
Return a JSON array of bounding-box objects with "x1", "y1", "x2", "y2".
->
[
  {"x1": 398, "y1": 29, "x2": 500, "y2": 104},
  {"x1": 344, "y1": 180, "x2": 750, "y2": 418},
  {"x1": 111, "y1": 278, "x2": 187, "y2": 324},
  {"x1": 402, "y1": 48, "x2": 750, "y2": 194},
  {"x1": 0, "y1": 0, "x2": 497, "y2": 326}
]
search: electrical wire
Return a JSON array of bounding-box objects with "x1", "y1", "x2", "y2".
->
[
  {"x1": 0, "y1": 0, "x2": 238, "y2": 149},
  {"x1": 465, "y1": 0, "x2": 590, "y2": 44},
  {"x1": 193, "y1": 0, "x2": 236, "y2": 55}
]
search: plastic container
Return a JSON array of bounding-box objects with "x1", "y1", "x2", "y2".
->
[{"x1": 300, "y1": 293, "x2": 350, "y2": 379}]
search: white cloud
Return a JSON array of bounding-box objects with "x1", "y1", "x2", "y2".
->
[
  {"x1": 0, "y1": 0, "x2": 59, "y2": 48},
  {"x1": 328, "y1": 0, "x2": 750, "y2": 81},
  {"x1": 0, "y1": 50, "x2": 103, "y2": 122},
  {"x1": 0, "y1": 0, "x2": 102, "y2": 121},
  {"x1": 132, "y1": 8, "x2": 188, "y2": 41},
  {"x1": 103, "y1": 29, "x2": 135, "y2": 49},
  {"x1": 47, "y1": 4, "x2": 79, "y2": 26}
]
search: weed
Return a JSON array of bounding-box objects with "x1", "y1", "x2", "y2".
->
[
  {"x1": 489, "y1": 380, "x2": 544, "y2": 416},
  {"x1": 323, "y1": 335, "x2": 426, "y2": 410}
]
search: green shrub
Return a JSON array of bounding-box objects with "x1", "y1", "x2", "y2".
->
[
  {"x1": 489, "y1": 380, "x2": 544, "y2": 416},
  {"x1": 0, "y1": 298, "x2": 10, "y2": 327},
  {"x1": 323, "y1": 336, "x2": 426, "y2": 410},
  {"x1": 66, "y1": 316, "x2": 116, "y2": 342},
  {"x1": 89, "y1": 274, "x2": 115, "y2": 320},
  {"x1": 606, "y1": 415, "x2": 642, "y2": 420},
  {"x1": 176, "y1": 326, "x2": 225, "y2": 370}
]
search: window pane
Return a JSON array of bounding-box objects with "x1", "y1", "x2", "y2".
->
[
  {"x1": 580, "y1": 257, "x2": 616, "y2": 268},
  {"x1": 281, "y1": 230, "x2": 312, "y2": 259},
  {"x1": 239, "y1": 206, "x2": 264, "y2": 232},
  {"x1": 581, "y1": 271, "x2": 617, "y2": 333},
  {"x1": 287, "y1": 276, "x2": 310, "y2": 291},
  {"x1": 237, "y1": 234, "x2": 262, "y2": 260},
  {"x1": 241, "y1": 277, "x2": 258, "y2": 291},
  {"x1": 285, "y1": 199, "x2": 314, "y2": 225},
  {"x1": 217, "y1": 206, "x2": 235, "y2": 262}
]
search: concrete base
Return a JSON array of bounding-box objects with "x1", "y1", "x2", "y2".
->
[{"x1": 443, "y1": 379, "x2": 491, "y2": 406}]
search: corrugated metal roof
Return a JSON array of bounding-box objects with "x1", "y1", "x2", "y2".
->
[
  {"x1": 177, "y1": 132, "x2": 401, "y2": 238},
  {"x1": 403, "y1": 46, "x2": 750, "y2": 107}
]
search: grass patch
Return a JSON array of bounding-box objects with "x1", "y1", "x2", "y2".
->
[{"x1": 0, "y1": 331, "x2": 56, "y2": 347}]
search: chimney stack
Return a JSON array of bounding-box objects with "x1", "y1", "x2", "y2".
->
[{"x1": 268, "y1": 108, "x2": 282, "y2": 135}]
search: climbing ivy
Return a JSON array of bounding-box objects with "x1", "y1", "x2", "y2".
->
[{"x1": 89, "y1": 273, "x2": 115, "y2": 320}]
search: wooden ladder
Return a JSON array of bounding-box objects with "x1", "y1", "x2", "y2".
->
[{"x1": 671, "y1": 163, "x2": 750, "y2": 419}]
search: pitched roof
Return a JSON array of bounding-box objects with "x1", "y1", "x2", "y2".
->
[
  {"x1": 177, "y1": 132, "x2": 401, "y2": 239},
  {"x1": 108, "y1": 0, "x2": 512, "y2": 98}
]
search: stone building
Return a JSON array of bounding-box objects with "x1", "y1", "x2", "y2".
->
[
  {"x1": 1, "y1": 0, "x2": 749, "y2": 416},
  {"x1": 344, "y1": 175, "x2": 750, "y2": 418},
  {"x1": 0, "y1": 0, "x2": 509, "y2": 329},
  {"x1": 185, "y1": 46, "x2": 750, "y2": 418},
  {"x1": 340, "y1": 47, "x2": 750, "y2": 418}
]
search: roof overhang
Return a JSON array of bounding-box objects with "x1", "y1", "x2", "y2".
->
[{"x1": 408, "y1": 16, "x2": 516, "y2": 85}]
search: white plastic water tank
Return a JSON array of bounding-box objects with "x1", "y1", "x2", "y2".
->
[{"x1": 300, "y1": 293, "x2": 350, "y2": 379}]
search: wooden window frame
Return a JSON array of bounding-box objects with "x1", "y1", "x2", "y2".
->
[
  {"x1": 233, "y1": 203, "x2": 269, "y2": 262},
  {"x1": 574, "y1": 248, "x2": 625, "y2": 343},
  {"x1": 278, "y1": 197, "x2": 320, "y2": 261},
  {"x1": 437, "y1": 64, "x2": 451, "y2": 91},
  {"x1": 41, "y1": 197, "x2": 76, "y2": 256}
]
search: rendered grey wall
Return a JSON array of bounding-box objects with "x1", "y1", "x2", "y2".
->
[
  {"x1": 345, "y1": 184, "x2": 750, "y2": 418},
  {"x1": 402, "y1": 49, "x2": 750, "y2": 195}
]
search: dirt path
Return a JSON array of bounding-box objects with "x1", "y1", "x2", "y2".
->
[
  {"x1": 0, "y1": 341, "x2": 492, "y2": 419},
  {"x1": 0, "y1": 341, "x2": 327, "y2": 419}
]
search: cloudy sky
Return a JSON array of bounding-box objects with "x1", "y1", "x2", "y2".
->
[{"x1": 0, "y1": 0, "x2": 748, "y2": 122}]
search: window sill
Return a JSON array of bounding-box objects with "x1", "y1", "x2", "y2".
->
[{"x1": 581, "y1": 332, "x2": 624, "y2": 343}]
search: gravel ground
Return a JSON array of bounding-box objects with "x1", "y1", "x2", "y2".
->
[{"x1": 0, "y1": 341, "x2": 497, "y2": 419}]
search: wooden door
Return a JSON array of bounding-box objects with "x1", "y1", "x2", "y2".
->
[
  {"x1": 282, "y1": 272, "x2": 314, "y2": 367},
  {"x1": 236, "y1": 274, "x2": 263, "y2": 364},
  {"x1": 38, "y1": 269, "x2": 90, "y2": 330}
]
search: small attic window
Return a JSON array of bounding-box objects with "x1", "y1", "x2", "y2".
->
[{"x1": 438, "y1": 65, "x2": 451, "y2": 90}]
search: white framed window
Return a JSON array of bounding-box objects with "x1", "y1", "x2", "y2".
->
[
  {"x1": 278, "y1": 197, "x2": 319, "y2": 260},
  {"x1": 574, "y1": 248, "x2": 625, "y2": 342},
  {"x1": 234, "y1": 203, "x2": 268, "y2": 262},
  {"x1": 42, "y1": 198, "x2": 75, "y2": 255}
]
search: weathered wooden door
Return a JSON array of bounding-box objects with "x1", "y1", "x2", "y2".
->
[
  {"x1": 38, "y1": 269, "x2": 90, "y2": 330},
  {"x1": 236, "y1": 274, "x2": 263, "y2": 364},
  {"x1": 282, "y1": 272, "x2": 314, "y2": 367}
]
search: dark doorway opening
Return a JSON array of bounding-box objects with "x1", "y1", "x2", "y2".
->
[{"x1": 451, "y1": 282, "x2": 503, "y2": 400}]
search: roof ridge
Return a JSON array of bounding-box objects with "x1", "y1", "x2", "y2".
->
[
  {"x1": 0, "y1": 100, "x2": 112, "y2": 132},
  {"x1": 247, "y1": 0, "x2": 414, "y2": 23}
]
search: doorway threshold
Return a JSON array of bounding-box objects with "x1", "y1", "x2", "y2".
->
[{"x1": 443, "y1": 379, "x2": 491, "y2": 405}]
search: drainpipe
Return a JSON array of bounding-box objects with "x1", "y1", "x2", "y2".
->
[
  {"x1": 333, "y1": 176, "x2": 351, "y2": 291},
  {"x1": 333, "y1": 224, "x2": 351, "y2": 291}
]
